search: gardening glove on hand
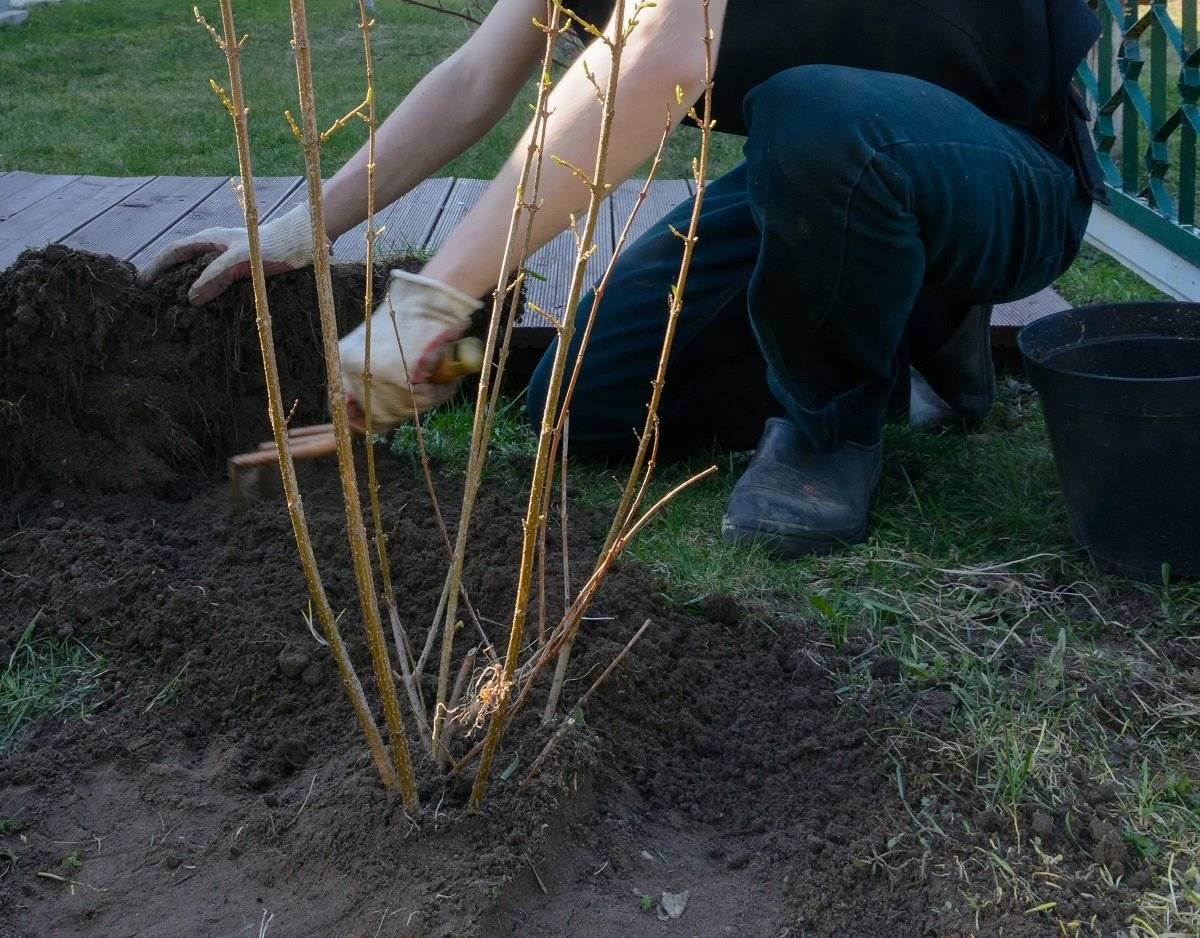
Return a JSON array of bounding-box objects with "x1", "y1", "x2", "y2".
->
[
  {"x1": 136, "y1": 204, "x2": 319, "y2": 306},
  {"x1": 338, "y1": 270, "x2": 482, "y2": 430}
]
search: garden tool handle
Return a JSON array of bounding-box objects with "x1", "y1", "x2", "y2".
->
[{"x1": 428, "y1": 337, "x2": 484, "y2": 385}]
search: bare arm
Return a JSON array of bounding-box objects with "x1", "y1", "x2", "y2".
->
[
  {"x1": 421, "y1": 0, "x2": 727, "y2": 297},
  {"x1": 321, "y1": 0, "x2": 548, "y2": 239}
]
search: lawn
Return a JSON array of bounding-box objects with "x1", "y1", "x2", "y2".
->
[{"x1": 0, "y1": 0, "x2": 741, "y2": 180}]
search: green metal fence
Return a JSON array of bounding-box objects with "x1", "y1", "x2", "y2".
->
[{"x1": 1078, "y1": 0, "x2": 1200, "y2": 269}]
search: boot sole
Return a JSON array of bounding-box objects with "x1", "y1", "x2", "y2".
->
[{"x1": 720, "y1": 518, "x2": 868, "y2": 559}]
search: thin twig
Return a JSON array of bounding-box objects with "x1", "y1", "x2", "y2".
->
[
  {"x1": 447, "y1": 467, "x2": 715, "y2": 781},
  {"x1": 287, "y1": 0, "x2": 419, "y2": 808},
  {"x1": 386, "y1": 304, "x2": 493, "y2": 663},
  {"x1": 469, "y1": 0, "x2": 630, "y2": 810},
  {"x1": 398, "y1": 0, "x2": 579, "y2": 68},
  {"x1": 431, "y1": 1, "x2": 565, "y2": 764},
  {"x1": 543, "y1": 3, "x2": 715, "y2": 717},
  {"x1": 604, "y1": 0, "x2": 714, "y2": 557},
  {"x1": 523, "y1": 618, "x2": 652, "y2": 785},
  {"x1": 387, "y1": 600, "x2": 433, "y2": 750},
  {"x1": 439, "y1": 645, "x2": 479, "y2": 756},
  {"x1": 354, "y1": 0, "x2": 401, "y2": 653}
]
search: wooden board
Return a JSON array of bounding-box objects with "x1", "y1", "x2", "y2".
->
[
  {"x1": 63, "y1": 176, "x2": 226, "y2": 261},
  {"x1": 991, "y1": 288, "x2": 1072, "y2": 346},
  {"x1": 608, "y1": 177, "x2": 692, "y2": 247},
  {"x1": 130, "y1": 177, "x2": 303, "y2": 268},
  {"x1": 333, "y1": 177, "x2": 455, "y2": 262},
  {"x1": 522, "y1": 204, "x2": 616, "y2": 336},
  {"x1": 425, "y1": 177, "x2": 488, "y2": 250},
  {"x1": 0, "y1": 171, "x2": 81, "y2": 222},
  {"x1": 0, "y1": 173, "x2": 1074, "y2": 355},
  {"x1": 0, "y1": 175, "x2": 153, "y2": 270}
]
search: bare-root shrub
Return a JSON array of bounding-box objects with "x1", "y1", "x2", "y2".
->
[{"x1": 196, "y1": 0, "x2": 716, "y2": 809}]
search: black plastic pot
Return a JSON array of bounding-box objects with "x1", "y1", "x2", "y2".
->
[{"x1": 1018, "y1": 302, "x2": 1200, "y2": 580}]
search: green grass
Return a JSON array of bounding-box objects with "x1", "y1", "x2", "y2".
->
[
  {"x1": 0, "y1": 0, "x2": 742, "y2": 180},
  {"x1": 1055, "y1": 244, "x2": 1171, "y2": 307},
  {"x1": 1, "y1": 611, "x2": 106, "y2": 753}
]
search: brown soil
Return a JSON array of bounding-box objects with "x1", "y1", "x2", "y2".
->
[
  {"x1": 0, "y1": 246, "x2": 504, "y2": 497},
  {"x1": 0, "y1": 250, "x2": 1138, "y2": 936}
]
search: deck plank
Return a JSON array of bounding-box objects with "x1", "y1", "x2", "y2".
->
[
  {"x1": 0, "y1": 173, "x2": 1073, "y2": 353},
  {"x1": 522, "y1": 205, "x2": 615, "y2": 337},
  {"x1": 259, "y1": 177, "x2": 317, "y2": 223},
  {"x1": 64, "y1": 176, "x2": 226, "y2": 261},
  {"x1": 333, "y1": 177, "x2": 455, "y2": 262},
  {"x1": 513, "y1": 179, "x2": 688, "y2": 340},
  {"x1": 0, "y1": 175, "x2": 154, "y2": 270},
  {"x1": 425, "y1": 177, "x2": 487, "y2": 250},
  {"x1": 0, "y1": 171, "x2": 81, "y2": 222},
  {"x1": 608, "y1": 178, "x2": 692, "y2": 246},
  {"x1": 991, "y1": 288, "x2": 1071, "y2": 345},
  {"x1": 130, "y1": 177, "x2": 303, "y2": 268}
]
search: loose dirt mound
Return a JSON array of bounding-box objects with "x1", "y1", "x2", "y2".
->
[
  {"x1": 0, "y1": 247, "x2": 519, "y2": 498},
  {"x1": 0, "y1": 246, "x2": 389, "y2": 496},
  {"x1": 0, "y1": 250, "x2": 1138, "y2": 936}
]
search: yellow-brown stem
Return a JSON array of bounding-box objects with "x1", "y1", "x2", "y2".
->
[
  {"x1": 355, "y1": 0, "x2": 392, "y2": 608},
  {"x1": 542, "y1": 39, "x2": 708, "y2": 722},
  {"x1": 207, "y1": 0, "x2": 398, "y2": 789},
  {"x1": 469, "y1": 0, "x2": 629, "y2": 809},
  {"x1": 449, "y1": 464, "x2": 716, "y2": 780},
  {"x1": 603, "y1": 0, "x2": 715, "y2": 559},
  {"x1": 287, "y1": 0, "x2": 419, "y2": 809},
  {"x1": 431, "y1": 0, "x2": 564, "y2": 762},
  {"x1": 536, "y1": 119, "x2": 670, "y2": 721}
]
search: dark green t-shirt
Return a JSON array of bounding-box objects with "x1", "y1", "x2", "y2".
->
[{"x1": 570, "y1": 0, "x2": 1103, "y2": 196}]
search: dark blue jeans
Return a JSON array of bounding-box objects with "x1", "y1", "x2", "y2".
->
[{"x1": 528, "y1": 65, "x2": 1094, "y2": 455}]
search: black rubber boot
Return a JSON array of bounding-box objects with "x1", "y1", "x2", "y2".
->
[
  {"x1": 909, "y1": 303, "x2": 995, "y2": 431},
  {"x1": 721, "y1": 418, "x2": 883, "y2": 558}
]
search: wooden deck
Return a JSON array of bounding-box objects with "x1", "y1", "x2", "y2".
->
[{"x1": 0, "y1": 171, "x2": 1067, "y2": 346}]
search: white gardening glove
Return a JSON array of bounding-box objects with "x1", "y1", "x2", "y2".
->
[
  {"x1": 136, "y1": 204, "x2": 318, "y2": 305},
  {"x1": 339, "y1": 270, "x2": 482, "y2": 429}
]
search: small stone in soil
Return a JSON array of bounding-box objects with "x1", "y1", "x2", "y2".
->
[
  {"x1": 277, "y1": 645, "x2": 310, "y2": 678},
  {"x1": 300, "y1": 661, "x2": 324, "y2": 686},
  {"x1": 658, "y1": 890, "x2": 689, "y2": 921}
]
